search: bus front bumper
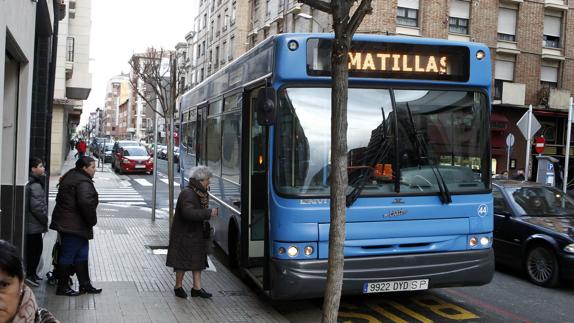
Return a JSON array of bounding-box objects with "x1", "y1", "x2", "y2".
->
[{"x1": 270, "y1": 249, "x2": 494, "y2": 300}]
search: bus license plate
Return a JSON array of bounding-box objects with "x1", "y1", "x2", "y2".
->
[{"x1": 363, "y1": 279, "x2": 429, "y2": 294}]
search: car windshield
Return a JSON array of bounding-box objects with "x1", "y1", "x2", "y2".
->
[
  {"x1": 505, "y1": 186, "x2": 574, "y2": 216},
  {"x1": 104, "y1": 143, "x2": 114, "y2": 151},
  {"x1": 123, "y1": 147, "x2": 148, "y2": 156},
  {"x1": 275, "y1": 87, "x2": 489, "y2": 196}
]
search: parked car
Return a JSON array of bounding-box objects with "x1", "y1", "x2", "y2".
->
[
  {"x1": 101, "y1": 142, "x2": 114, "y2": 163},
  {"x1": 111, "y1": 140, "x2": 141, "y2": 166},
  {"x1": 113, "y1": 146, "x2": 153, "y2": 174},
  {"x1": 493, "y1": 180, "x2": 574, "y2": 287}
]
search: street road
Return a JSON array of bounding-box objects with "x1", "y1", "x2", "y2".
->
[{"x1": 116, "y1": 162, "x2": 574, "y2": 323}]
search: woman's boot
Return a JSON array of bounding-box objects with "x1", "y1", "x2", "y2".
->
[
  {"x1": 75, "y1": 261, "x2": 102, "y2": 294},
  {"x1": 55, "y1": 264, "x2": 80, "y2": 296}
]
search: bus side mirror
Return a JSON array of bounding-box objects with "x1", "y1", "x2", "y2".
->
[{"x1": 256, "y1": 87, "x2": 276, "y2": 126}]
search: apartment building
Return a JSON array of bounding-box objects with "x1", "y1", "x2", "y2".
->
[
  {"x1": 50, "y1": 0, "x2": 92, "y2": 175},
  {"x1": 102, "y1": 74, "x2": 129, "y2": 138},
  {"x1": 182, "y1": 0, "x2": 331, "y2": 89},
  {"x1": 1, "y1": 0, "x2": 58, "y2": 252},
  {"x1": 354, "y1": 0, "x2": 574, "y2": 175}
]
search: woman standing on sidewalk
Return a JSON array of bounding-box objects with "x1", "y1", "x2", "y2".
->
[
  {"x1": 166, "y1": 166, "x2": 218, "y2": 299},
  {"x1": 49, "y1": 156, "x2": 101, "y2": 296}
]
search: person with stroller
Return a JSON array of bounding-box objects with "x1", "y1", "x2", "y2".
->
[
  {"x1": 24, "y1": 157, "x2": 48, "y2": 287},
  {"x1": 49, "y1": 156, "x2": 101, "y2": 296}
]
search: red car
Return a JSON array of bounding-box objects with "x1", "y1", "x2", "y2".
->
[{"x1": 114, "y1": 146, "x2": 154, "y2": 174}]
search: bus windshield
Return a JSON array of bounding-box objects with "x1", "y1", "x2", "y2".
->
[{"x1": 275, "y1": 87, "x2": 489, "y2": 197}]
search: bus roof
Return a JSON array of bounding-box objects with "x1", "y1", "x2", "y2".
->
[{"x1": 180, "y1": 33, "x2": 491, "y2": 109}]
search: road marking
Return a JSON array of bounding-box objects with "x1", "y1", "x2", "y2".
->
[
  {"x1": 369, "y1": 304, "x2": 408, "y2": 323},
  {"x1": 160, "y1": 178, "x2": 179, "y2": 185},
  {"x1": 134, "y1": 179, "x2": 152, "y2": 186},
  {"x1": 411, "y1": 295, "x2": 478, "y2": 320},
  {"x1": 442, "y1": 288, "x2": 533, "y2": 323},
  {"x1": 384, "y1": 301, "x2": 433, "y2": 323}
]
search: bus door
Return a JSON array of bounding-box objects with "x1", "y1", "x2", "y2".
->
[{"x1": 241, "y1": 88, "x2": 269, "y2": 288}]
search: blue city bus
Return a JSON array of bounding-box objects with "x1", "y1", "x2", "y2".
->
[{"x1": 178, "y1": 33, "x2": 494, "y2": 300}]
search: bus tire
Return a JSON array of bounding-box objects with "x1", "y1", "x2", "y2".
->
[{"x1": 229, "y1": 222, "x2": 241, "y2": 268}]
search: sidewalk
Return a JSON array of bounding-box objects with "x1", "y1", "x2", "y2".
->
[{"x1": 33, "y1": 150, "x2": 288, "y2": 323}]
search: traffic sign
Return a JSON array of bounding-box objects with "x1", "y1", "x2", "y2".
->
[
  {"x1": 505, "y1": 133, "x2": 515, "y2": 148},
  {"x1": 534, "y1": 136, "x2": 545, "y2": 154},
  {"x1": 517, "y1": 110, "x2": 541, "y2": 140}
]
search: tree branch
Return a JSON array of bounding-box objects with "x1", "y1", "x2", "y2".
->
[
  {"x1": 348, "y1": 0, "x2": 373, "y2": 35},
  {"x1": 298, "y1": 0, "x2": 332, "y2": 14}
]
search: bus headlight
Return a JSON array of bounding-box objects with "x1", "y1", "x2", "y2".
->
[
  {"x1": 476, "y1": 50, "x2": 486, "y2": 60},
  {"x1": 469, "y1": 236, "x2": 478, "y2": 247},
  {"x1": 480, "y1": 237, "x2": 490, "y2": 246},
  {"x1": 564, "y1": 244, "x2": 574, "y2": 254},
  {"x1": 278, "y1": 247, "x2": 286, "y2": 255},
  {"x1": 304, "y1": 246, "x2": 314, "y2": 256},
  {"x1": 287, "y1": 246, "x2": 299, "y2": 257}
]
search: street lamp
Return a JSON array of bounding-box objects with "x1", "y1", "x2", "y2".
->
[{"x1": 296, "y1": 13, "x2": 327, "y2": 32}]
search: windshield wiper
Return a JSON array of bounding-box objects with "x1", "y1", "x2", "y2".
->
[
  {"x1": 346, "y1": 107, "x2": 392, "y2": 207},
  {"x1": 406, "y1": 104, "x2": 452, "y2": 204}
]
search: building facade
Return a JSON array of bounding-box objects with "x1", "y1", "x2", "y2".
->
[
  {"x1": 182, "y1": 0, "x2": 574, "y2": 181},
  {"x1": 102, "y1": 74, "x2": 129, "y2": 138},
  {"x1": 1, "y1": 0, "x2": 58, "y2": 252},
  {"x1": 50, "y1": 0, "x2": 92, "y2": 175}
]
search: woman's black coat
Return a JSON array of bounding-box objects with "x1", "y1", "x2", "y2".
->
[
  {"x1": 50, "y1": 169, "x2": 99, "y2": 240},
  {"x1": 166, "y1": 186, "x2": 211, "y2": 271}
]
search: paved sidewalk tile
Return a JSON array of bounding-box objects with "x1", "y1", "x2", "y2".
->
[{"x1": 34, "y1": 152, "x2": 289, "y2": 323}]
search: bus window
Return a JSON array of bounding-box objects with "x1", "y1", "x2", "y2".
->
[
  {"x1": 206, "y1": 115, "x2": 222, "y2": 176},
  {"x1": 222, "y1": 111, "x2": 241, "y2": 183}
]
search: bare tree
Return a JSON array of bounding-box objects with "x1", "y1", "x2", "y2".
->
[
  {"x1": 129, "y1": 48, "x2": 179, "y2": 226},
  {"x1": 296, "y1": 1, "x2": 372, "y2": 322}
]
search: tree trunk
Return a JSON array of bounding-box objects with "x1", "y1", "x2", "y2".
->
[
  {"x1": 321, "y1": 17, "x2": 350, "y2": 323},
  {"x1": 168, "y1": 55, "x2": 176, "y2": 226}
]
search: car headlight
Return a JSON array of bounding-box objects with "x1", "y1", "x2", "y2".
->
[{"x1": 564, "y1": 244, "x2": 574, "y2": 254}]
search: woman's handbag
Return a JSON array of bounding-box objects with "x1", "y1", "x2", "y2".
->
[{"x1": 202, "y1": 221, "x2": 215, "y2": 254}]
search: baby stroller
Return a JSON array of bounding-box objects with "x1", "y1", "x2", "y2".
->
[{"x1": 45, "y1": 237, "x2": 73, "y2": 286}]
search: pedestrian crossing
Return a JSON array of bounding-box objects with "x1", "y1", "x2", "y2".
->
[{"x1": 49, "y1": 187, "x2": 147, "y2": 206}]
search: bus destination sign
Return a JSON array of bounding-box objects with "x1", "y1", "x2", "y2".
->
[{"x1": 306, "y1": 39, "x2": 470, "y2": 82}]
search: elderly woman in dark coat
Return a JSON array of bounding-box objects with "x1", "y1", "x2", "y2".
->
[
  {"x1": 49, "y1": 156, "x2": 101, "y2": 296},
  {"x1": 166, "y1": 166, "x2": 218, "y2": 299}
]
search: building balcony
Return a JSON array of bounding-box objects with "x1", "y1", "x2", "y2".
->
[
  {"x1": 547, "y1": 88, "x2": 571, "y2": 110},
  {"x1": 541, "y1": 47, "x2": 565, "y2": 61},
  {"x1": 544, "y1": 0, "x2": 568, "y2": 11},
  {"x1": 494, "y1": 82, "x2": 526, "y2": 106}
]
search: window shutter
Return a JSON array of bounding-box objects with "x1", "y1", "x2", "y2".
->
[
  {"x1": 495, "y1": 60, "x2": 514, "y2": 81},
  {"x1": 541, "y1": 66, "x2": 558, "y2": 82},
  {"x1": 543, "y1": 15, "x2": 561, "y2": 37},
  {"x1": 449, "y1": 0, "x2": 470, "y2": 19},
  {"x1": 497, "y1": 8, "x2": 517, "y2": 35},
  {"x1": 398, "y1": 0, "x2": 419, "y2": 9}
]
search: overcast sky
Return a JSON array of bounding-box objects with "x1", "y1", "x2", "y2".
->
[{"x1": 81, "y1": 0, "x2": 197, "y2": 125}]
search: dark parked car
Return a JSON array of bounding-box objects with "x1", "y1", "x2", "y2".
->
[
  {"x1": 101, "y1": 142, "x2": 114, "y2": 163},
  {"x1": 493, "y1": 180, "x2": 574, "y2": 287}
]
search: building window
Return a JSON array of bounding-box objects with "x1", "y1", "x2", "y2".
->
[
  {"x1": 231, "y1": 2, "x2": 237, "y2": 25},
  {"x1": 229, "y1": 36, "x2": 235, "y2": 60},
  {"x1": 203, "y1": 14, "x2": 207, "y2": 29},
  {"x1": 497, "y1": 8, "x2": 517, "y2": 42},
  {"x1": 66, "y1": 37, "x2": 75, "y2": 62},
  {"x1": 449, "y1": 0, "x2": 470, "y2": 34},
  {"x1": 543, "y1": 14, "x2": 562, "y2": 48},
  {"x1": 397, "y1": 0, "x2": 419, "y2": 27},
  {"x1": 540, "y1": 65, "x2": 559, "y2": 88},
  {"x1": 494, "y1": 58, "x2": 515, "y2": 100}
]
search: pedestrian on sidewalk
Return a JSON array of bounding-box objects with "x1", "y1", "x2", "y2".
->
[
  {"x1": 24, "y1": 157, "x2": 48, "y2": 287},
  {"x1": 75, "y1": 139, "x2": 87, "y2": 158},
  {"x1": 49, "y1": 156, "x2": 102, "y2": 296},
  {"x1": 166, "y1": 166, "x2": 218, "y2": 299},
  {"x1": 0, "y1": 239, "x2": 59, "y2": 323}
]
